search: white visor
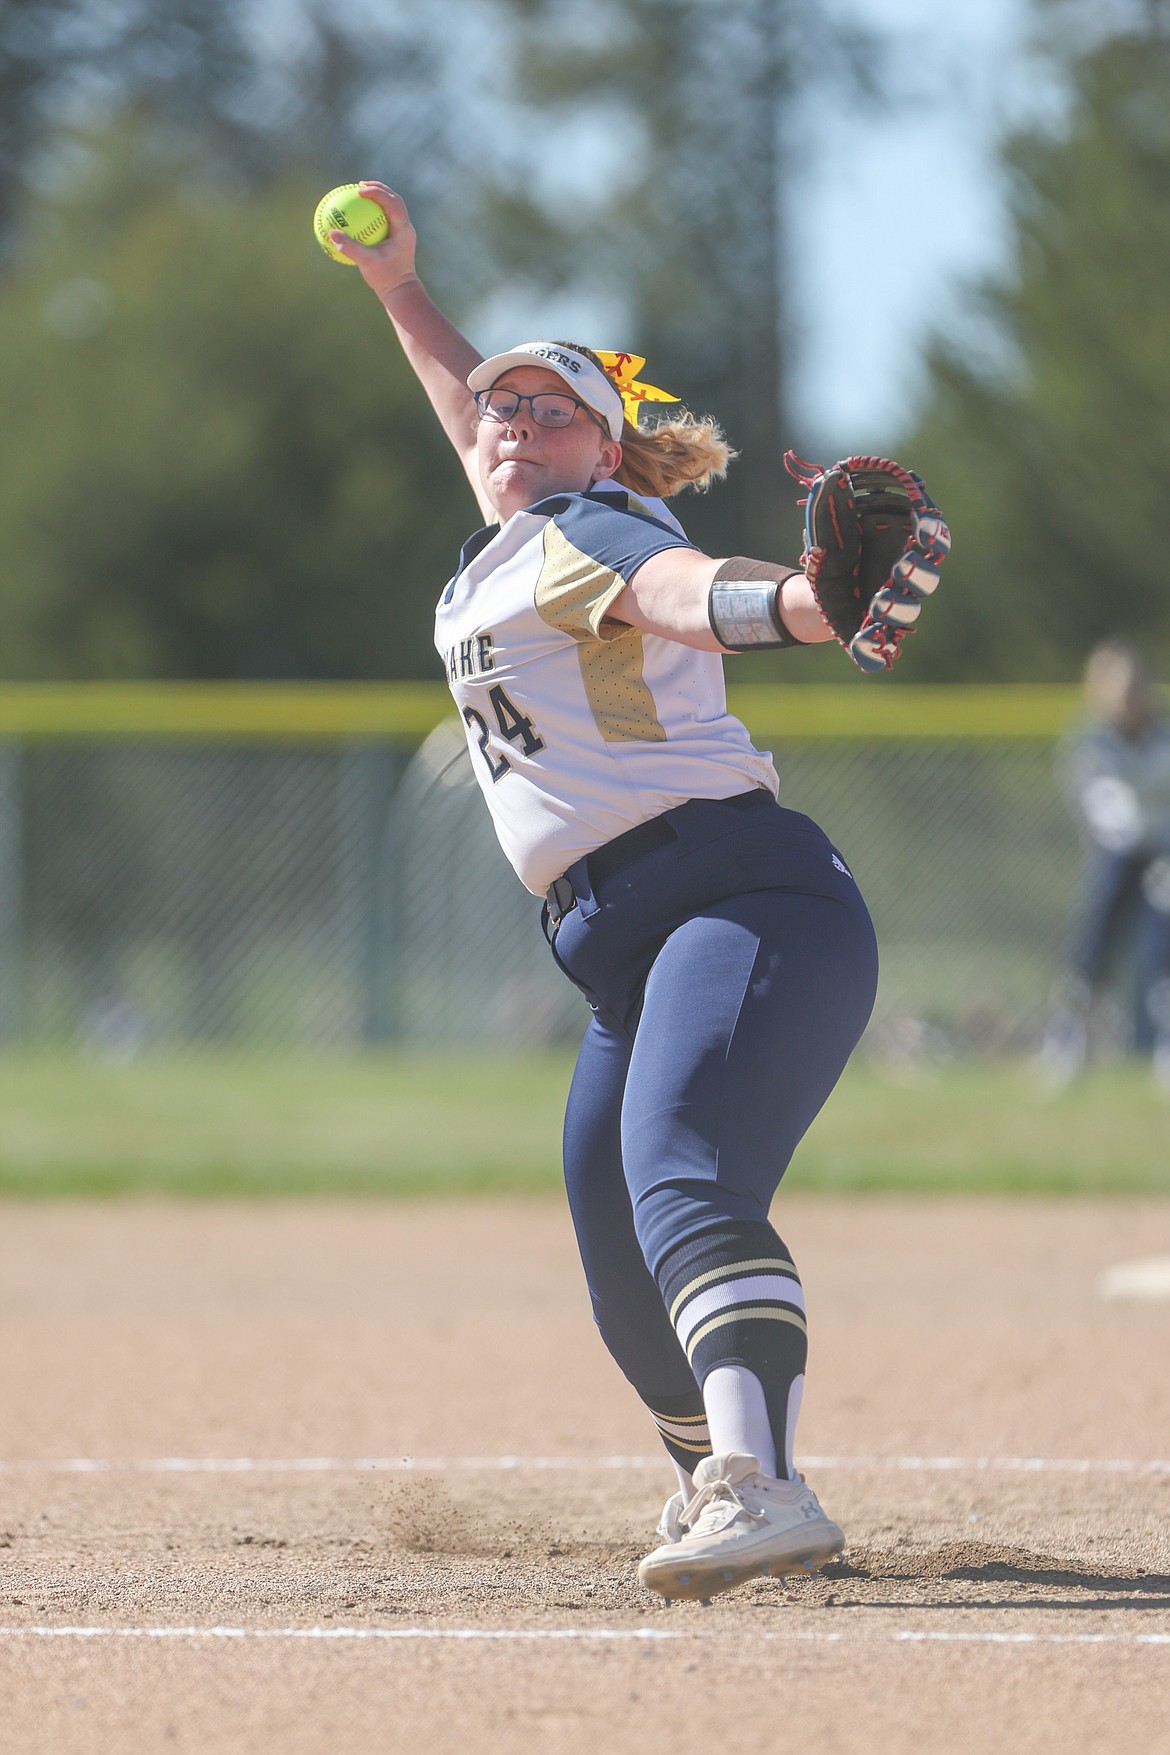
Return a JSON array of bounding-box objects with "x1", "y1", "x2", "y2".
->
[{"x1": 467, "y1": 342, "x2": 625, "y2": 440}]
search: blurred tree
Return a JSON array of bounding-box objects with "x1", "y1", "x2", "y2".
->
[
  {"x1": 906, "y1": 7, "x2": 1170, "y2": 679},
  {"x1": 488, "y1": 0, "x2": 878, "y2": 568},
  {"x1": 0, "y1": 1, "x2": 498, "y2": 307},
  {"x1": 0, "y1": 0, "x2": 69, "y2": 255},
  {"x1": 0, "y1": 0, "x2": 263, "y2": 260},
  {"x1": 0, "y1": 123, "x2": 473, "y2": 678}
]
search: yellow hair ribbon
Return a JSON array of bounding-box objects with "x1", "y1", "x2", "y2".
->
[{"x1": 594, "y1": 350, "x2": 680, "y2": 425}]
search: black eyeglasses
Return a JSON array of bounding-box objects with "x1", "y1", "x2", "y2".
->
[{"x1": 474, "y1": 388, "x2": 606, "y2": 433}]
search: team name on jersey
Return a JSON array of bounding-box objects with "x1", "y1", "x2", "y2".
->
[{"x1": 445, "y1": 631, "x2": 496, "y2": 684}]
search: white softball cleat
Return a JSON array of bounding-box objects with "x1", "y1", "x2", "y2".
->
[{"x1": 638, "y1": 1452, "x2": 844, "y2": 1603}]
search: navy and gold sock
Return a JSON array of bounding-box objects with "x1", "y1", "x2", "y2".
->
[
  {"x1": 638, "y1": 1386, "x2": 711, "y2": 1478},
  {"x1": 656, "y1": 1220, "x2": 808, "y2": 1479}
]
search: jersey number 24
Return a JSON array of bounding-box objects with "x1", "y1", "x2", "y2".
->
[{"x1": 463, "y1": 684, "x2": 546, "y2": 782}]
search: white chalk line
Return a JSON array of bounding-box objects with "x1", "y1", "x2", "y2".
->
[
  {"x1": 1, "y1": 1454, "x2": 1168, "y2": 1476},
  {"x1": 0, "y1": 1625, "x2": 1167, "y2": 1648}
]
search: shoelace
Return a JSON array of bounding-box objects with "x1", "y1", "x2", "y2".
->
[{"x1": 679, "y1": 1473, "x2": 767, "y2": 1535}]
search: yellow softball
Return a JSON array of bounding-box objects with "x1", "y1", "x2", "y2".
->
[{"x1": 313, "y1": 185, "x2": 389, "y2": 264}]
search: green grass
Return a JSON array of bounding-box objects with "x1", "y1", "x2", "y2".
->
[
  {"x1": 0, "y1": 1052, "x2": 1166, "y2": 1198},
  {"x1": 795, "y1": 1059, "x2": 1170, "y2": 1194},
  {"x1": 0, "y1": 1052, "x2": 574, "y2": 1198}
]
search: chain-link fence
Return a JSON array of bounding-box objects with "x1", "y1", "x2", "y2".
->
[
  {"x1": 386, "y1": 720, "x2": 1089, "y2": 1055},
  {"x1": 0, "y1": 740, "x2": 403, "y2": 1051},
  {"x1": 0, "y1": 698, "x2": 1097, "y2": 1057}
]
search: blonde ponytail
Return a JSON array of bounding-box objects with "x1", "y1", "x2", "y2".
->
[
  {"x1": 615, "y1": 411, "x2": 736, "y2": 499},
  {"x1": 553, "y1": 340, "x2": 737, "y2": 499}
]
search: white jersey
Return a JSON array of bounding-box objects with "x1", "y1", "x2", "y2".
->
[
  {"x1": 434, "y1": 483, "x2": 780, "y2": 895},
  {"x1": 1061, "y1": 717, "x2": 1170, "y2": 855}
]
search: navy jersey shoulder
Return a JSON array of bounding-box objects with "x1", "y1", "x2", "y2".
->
[
  {"x1": 442, "y1": 487, "x2": 695, "y2": 605},
  {"x1": 531, "y1": 488, "x2": 696, "y2": 581},
  {"x1": 442, "y1": 521, "x2": 500, "y2": 602}
]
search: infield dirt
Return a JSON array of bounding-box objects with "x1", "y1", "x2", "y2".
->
[{"x1": 1, "y1": 1197, "x2": 1168, "y2": 1753}]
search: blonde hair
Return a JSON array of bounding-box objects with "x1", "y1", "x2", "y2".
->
[{"x1": 554, "y1": 341, "x2": 736, "y2": 498}]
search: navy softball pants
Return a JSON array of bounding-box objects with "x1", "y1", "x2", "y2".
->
[
  {"x1": 547, "y1": 791, "x2": 879, "y2": 1407},
  {"x1": 1065, "y1": 846, "x2": 1170, "y2": 1053}
]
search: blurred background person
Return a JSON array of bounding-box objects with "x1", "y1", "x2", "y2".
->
[{"x1": 1041, "y1": 639, "x2": 1170, "y2": 1086}]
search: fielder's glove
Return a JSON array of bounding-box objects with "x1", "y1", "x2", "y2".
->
[{"x1": 784, "y1": 452, "x2": 950, "y2": 672}]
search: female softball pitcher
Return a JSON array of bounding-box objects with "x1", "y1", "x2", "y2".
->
[{"x1": 331, "y1": 182, "x2": 947, "y2": 1603}]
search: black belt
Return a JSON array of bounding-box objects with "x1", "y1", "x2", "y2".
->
[{"x1": 544, "y1": 789, "x2": 770, "y2": 927}]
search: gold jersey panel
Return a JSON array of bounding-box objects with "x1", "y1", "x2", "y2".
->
[{"x1": 534, "y1": 522, "x2": 666, "y2": 744}]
